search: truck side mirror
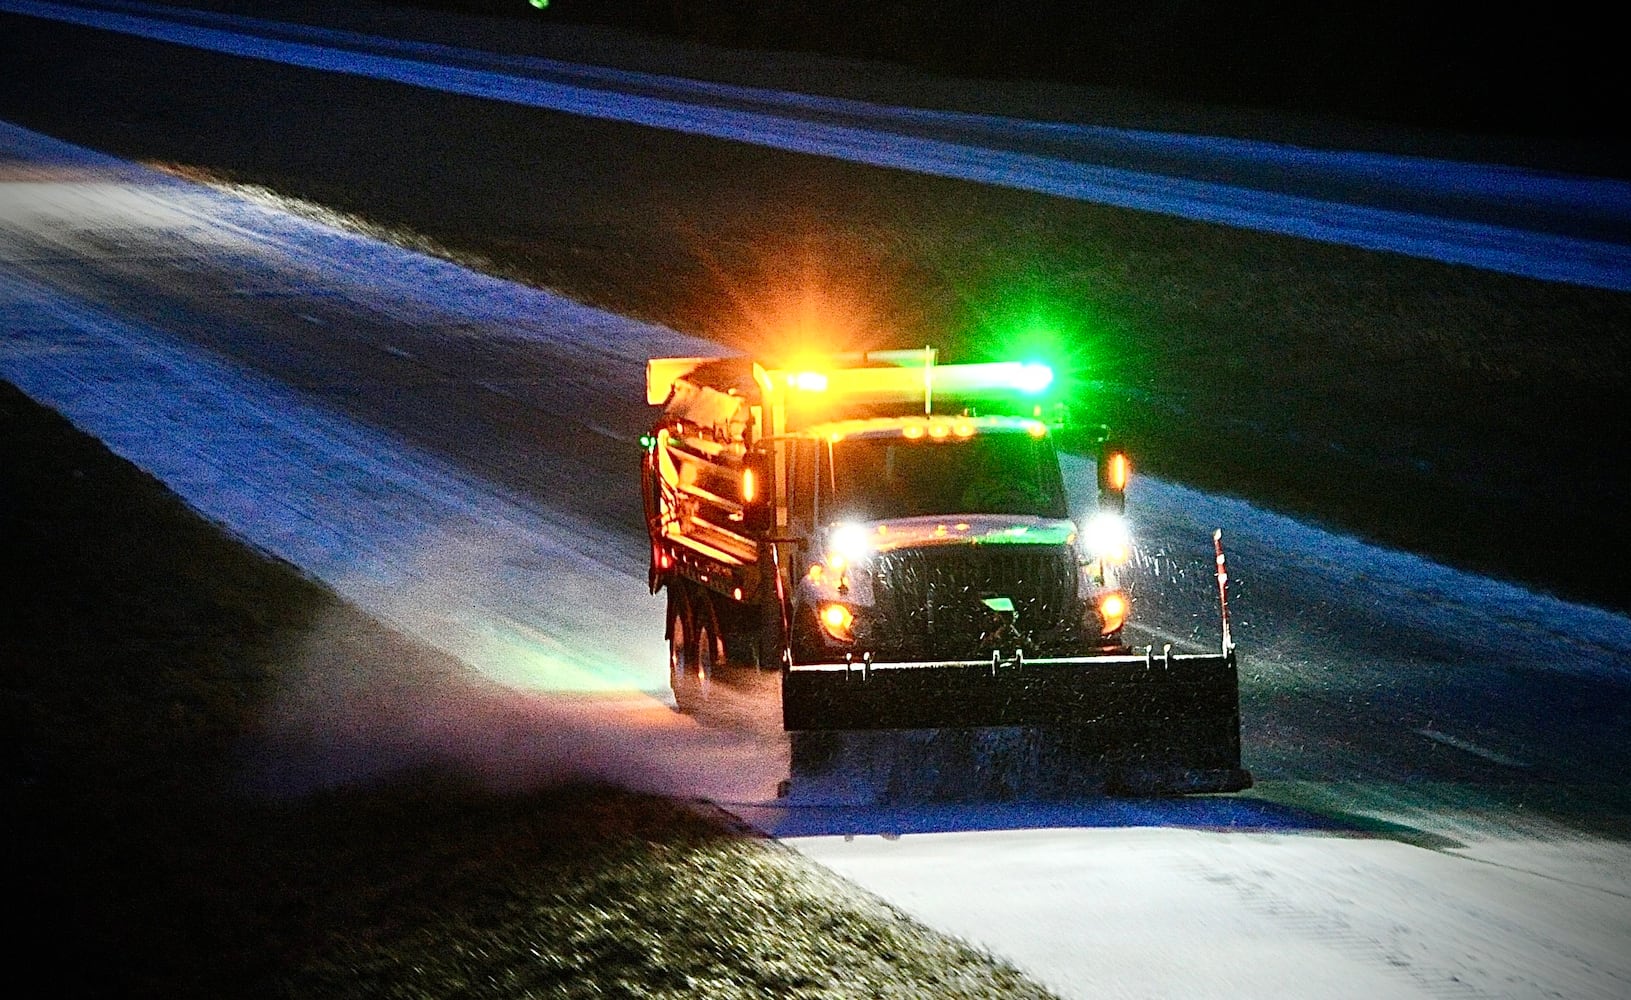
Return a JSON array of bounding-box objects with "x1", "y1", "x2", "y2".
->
[{"x1": 742, "y1": 449, "x2": 773, "y2": 531}]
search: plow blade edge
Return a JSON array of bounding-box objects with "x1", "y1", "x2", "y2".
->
[{"x1": 781, "y1": 651, "x2": 1251, "y2": 797}]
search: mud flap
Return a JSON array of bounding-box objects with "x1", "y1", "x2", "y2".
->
[{"x1": 780, "y1": 650, "x2": 1251, "y2": 801}]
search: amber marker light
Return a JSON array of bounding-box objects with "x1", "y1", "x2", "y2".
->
[
  {"x1": 820, "y1": 603, "x2": 855, "y2": 641},
  {"x1": 1098, "y1": 592, "x2": 1128, "y2": 634},
  {"x1": 1107, "y1": 453, "x2": 1129, "y2": 491},
  {"x1": 742, "y1": 467, "x2": 757, "y2": 502}
]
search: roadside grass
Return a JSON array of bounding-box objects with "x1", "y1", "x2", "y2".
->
[
  {"x1": 2, "y1": 9, "x2": 1623, "y2": 611},
  {"x1": 1, "y1": 382, "x2": 1055, "y2": 998}
]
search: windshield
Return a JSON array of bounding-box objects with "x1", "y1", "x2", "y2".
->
[{"x1": 824, "y1": 432, "x2": 1068, "y2": 520}]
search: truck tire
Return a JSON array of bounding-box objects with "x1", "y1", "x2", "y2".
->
[
  {"x1": 671, "y1": 614, "x2": 723, "y2": 715},
  {"x1": 670, "y1": 610, "x2": 700, "y2": 713}
]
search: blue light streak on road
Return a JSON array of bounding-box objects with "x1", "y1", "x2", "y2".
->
[{"x1": 6, "y1": 0, "x2": 1631, "y2": 291}]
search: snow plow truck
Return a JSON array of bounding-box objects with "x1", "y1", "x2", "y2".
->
[{"x1": 641, "y1": 349, "x2": 1250, "y2": 797}]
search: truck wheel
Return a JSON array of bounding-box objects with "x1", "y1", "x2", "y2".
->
[{"x1": 670, "y1": 614, "x2": 715, "y2": 714}]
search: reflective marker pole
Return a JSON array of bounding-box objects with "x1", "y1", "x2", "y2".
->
[{"x1": 1214, "y1": 529, "x2": 1233, "y2": 654}]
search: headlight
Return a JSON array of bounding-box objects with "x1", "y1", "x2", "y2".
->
[
  {"x1": 1083, "y1": 512, "x2": 1132, "y2": 564},
  {"x1": 826, "y1": 522, "x2": 871, "y2": 571}
]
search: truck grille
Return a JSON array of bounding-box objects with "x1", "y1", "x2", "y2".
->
[{"x1": 869, "y1": 544, "x2": 1079, "y2": 659}]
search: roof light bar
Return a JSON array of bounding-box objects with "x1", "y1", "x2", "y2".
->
[{"x1": 770, "y1": 359, "x2": 1057, "y2": 408}]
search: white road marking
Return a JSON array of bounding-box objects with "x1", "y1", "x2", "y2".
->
[
  {"x1": 1418, "y1": 728, "x2": 1533, "y2": 769},
  {"x1": 5, "y1": 0, "x2": 1630, "y2": 289},
  {"x1": 583, "y1": 421, "x2": 635, "y2": 444}
]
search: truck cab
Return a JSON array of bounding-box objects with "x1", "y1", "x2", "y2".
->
[
  {"x1": 644, "y1": 350, "x2": 1131, "y2": 678},
  {"x1": 783, "y1": 414, "x2": 1130, "y2": 665}
]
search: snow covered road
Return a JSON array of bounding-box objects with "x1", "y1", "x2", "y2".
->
[
  {"x1": 6, "y1": 0, "x2": 1631, "y2": 290},
  {"x1": 5, "y1": 121, "x2": 1630, "y2": 998}
]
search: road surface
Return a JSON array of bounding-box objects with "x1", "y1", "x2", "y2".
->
[
  {"x1": 4, "y1": 121, "x2": 1628, "y2": 999},
  {"x1": 6, "y1": 0, "x2": 1631, "y2": 289}
]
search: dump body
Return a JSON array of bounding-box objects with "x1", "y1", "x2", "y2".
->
[{"x1": 642, "y1": 351, "x2": 1250, "y2": 796}]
